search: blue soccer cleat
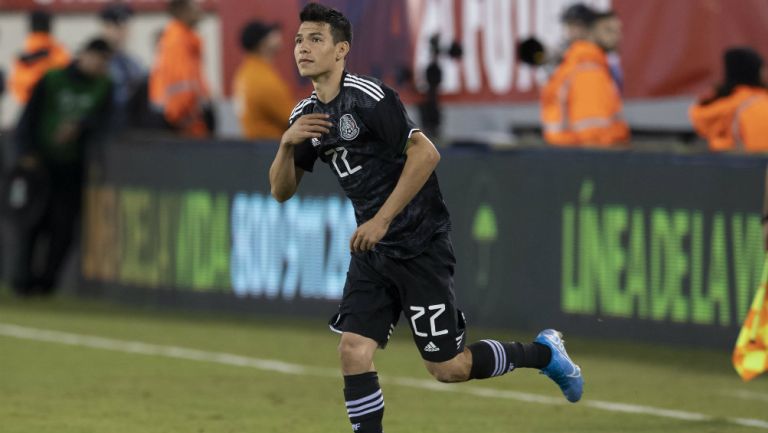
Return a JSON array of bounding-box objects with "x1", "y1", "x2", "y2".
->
[{"x1": 534, "y1": 329, "x2": 584, "y2": 403}]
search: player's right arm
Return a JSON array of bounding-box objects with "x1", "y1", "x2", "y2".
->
[{"x1": 269, "y1": 113, "x2": 331, "y2": 202}]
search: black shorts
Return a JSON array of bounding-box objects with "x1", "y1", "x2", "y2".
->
[{"x1": 328, "y1": 232, "x2": 466, "y2": 362}]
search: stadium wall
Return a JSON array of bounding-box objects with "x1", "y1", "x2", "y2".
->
[
  {"x1": 78, "y1": 134, "x2": 767, "y2": 349},
  {"x1": 219, "y1": 0, "x2": 768, "y2": 102}
]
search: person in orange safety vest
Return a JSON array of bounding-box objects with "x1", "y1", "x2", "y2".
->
[
  {"x1": 149, "y1": 0, "x2": 214, "y2": 137},
  {"x1": 540, "y1": 10, "x2": 629, "y2": 147},
  {"x1": 233, "y1": 21, "x2": 295, "y2": 140},
  {"x1": 9, "y1": 10, "x2": 71, "y2": 104},
  {"x1": 689, "y1": 47, "x2": 768, "y2": 153}
]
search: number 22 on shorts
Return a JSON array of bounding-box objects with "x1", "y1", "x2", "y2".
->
[{"x1": 409, "y1": 304, "x2": 448, "y2": 337}]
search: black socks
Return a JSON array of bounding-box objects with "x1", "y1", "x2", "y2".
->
[
  {"x1": 343, "y1": 372, "x2": 384, "y2": 433},
  {"x1": 468, "y1": 340, "x2": 552, "y2": 379}
]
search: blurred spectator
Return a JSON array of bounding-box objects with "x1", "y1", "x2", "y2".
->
[
  {"x1": 0, "y1": 67, "x2": 5, "y2": 107},
  {"x1": 100, "y1": 2, "x2": 145, "y2": 129},
  {"x1": 8, "y1": 10, "x2": 71, "y2": 104},
  {"x1": 518, "y1": 4, "x2": 595, "y2": 70},
  {"x1": 561, "y1": 3, "x2": 595, "y2": 46},
  {"x1": 540, "y1": 8, "x2": 629, "y2": 147},
  {"x1": 12, "y1": 38, "x2": 113, "y2": 296},
  {"x1": 762, "y1": 164, "x2": 768, "y2": 253},
  {"x1": 0, "y1": 31, "x2": 5, "y2": 102},
  {"x1": 689, "y1": 47, "x2": 768, "y2": 153},
  {"x1": 149, "y1": 0, "x2": 214, "y2": 137},
  {"x1": 595, "y1": 11, "x2": 624, "y2": 93},
  {"x1": 122, "y1": 28, "x2": 167, "y2": 129},
  {"x1": 233, "y1": 21, "x2": 294, "y2": 140}
]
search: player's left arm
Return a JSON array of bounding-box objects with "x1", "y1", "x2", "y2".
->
[{"x1": 350, "y1": 131, "x2": 440, "y2": 252}]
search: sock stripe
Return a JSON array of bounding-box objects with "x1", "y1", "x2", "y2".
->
[
  {"x1": 346, "y1": 395, "x2": 384, "y2": 414},
  {"x1": 345, "y1": 389, "x2": 382, "y2": 408},
  {"x1": 347, "y1": 398, "x2": 385, "y2": 418},
  {"x1": 347, "y1": 395, "x2": 383, "y2": 413},
  {"x1": 496, "y1": 340, "x2": 509, "y2": 375},
  {"x1": 481, "y1": 339, "x2": 507, "y2": 377},
  {"x1": 480, "y1": 340, "x2": 500, "y2": 376},
  {"x1": 348, "y1": 401, "x2": 385, "y2": 419}
]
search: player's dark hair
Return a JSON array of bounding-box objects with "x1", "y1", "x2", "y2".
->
[
  {"x1": 299, "y1": 2, "x2": 352, "y2": 45},
  {"x1": 29, "y1": 10, "x2": 51, "y2": 33}
]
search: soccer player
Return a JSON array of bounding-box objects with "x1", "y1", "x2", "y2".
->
[{"x1": 269, "y1": 4, "x2": 584, "y2": 432}]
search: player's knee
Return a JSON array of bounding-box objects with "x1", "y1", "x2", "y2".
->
[
  {"x1": 338, "y1": 334, "x2": 376, "y2": 364},
  {"x1": 425, "y1": 357, "x2": 470, "y2": 383}
]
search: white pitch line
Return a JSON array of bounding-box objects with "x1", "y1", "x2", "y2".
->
[
  {"x1": 1, "y1": 322, "x2": 768, "y2": 430},
  {"x1": 722, "y1": 389, "x2": 768, "y2": 403}
]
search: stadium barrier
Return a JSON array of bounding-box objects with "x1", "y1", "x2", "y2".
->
[{"x1": 80, "y1": 134, "x2": 767, "y2": 349}]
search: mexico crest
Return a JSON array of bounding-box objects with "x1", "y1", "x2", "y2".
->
[{"x1": 339, "y1": 114, "x2": 360, "y2": 141}]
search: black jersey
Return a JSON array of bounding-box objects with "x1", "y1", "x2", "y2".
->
[{"x1": 290, "y1": 71, "x2": 451, "y2": 258}]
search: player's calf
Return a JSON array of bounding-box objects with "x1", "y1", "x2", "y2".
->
[{"x1": 424, "y1": 349, "x2": 473, "y2": 382}]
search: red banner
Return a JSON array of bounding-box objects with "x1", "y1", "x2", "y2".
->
[
  {"x1": 219, "y1": 0, "x2": 768, "y2": 102},
  {"x1": 0, "y1": 0, "x2": 217, "y2": 13}
]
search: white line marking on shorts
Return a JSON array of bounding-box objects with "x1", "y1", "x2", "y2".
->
[{"x1": 1, "y1": 322, "x2": 767, "y2": 430}]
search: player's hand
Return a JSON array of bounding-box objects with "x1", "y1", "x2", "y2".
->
[
  {"x1": 350, "y1": 216, "x2": 390, "y2": 253},
  {"x1": 281, "y1": 113, "x2": 332, "y2": 147}
]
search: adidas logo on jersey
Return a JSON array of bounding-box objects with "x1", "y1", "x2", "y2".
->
[{"x1": 424, "y1": 341, "x2": 440, "y2": 352}]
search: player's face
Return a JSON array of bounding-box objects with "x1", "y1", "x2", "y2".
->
[{"x1": 294, "y1": 22, "x2": 344, "y2": 78}]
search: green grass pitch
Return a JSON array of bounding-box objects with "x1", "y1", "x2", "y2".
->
[{"x1": 1, "y1": 291, "x2": 767, "y2": 433}]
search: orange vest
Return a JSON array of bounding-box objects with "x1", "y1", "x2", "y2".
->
[
  {"x1": 9, "y1": 33, "x2": 71, "y2": 103},
  {"x1": 233, "y1": 55, "x2": 294, "y2": 140},
  {"x1": 540, "y1": 41, "x2": 629, "y2": 147},
  {"x1": 150, "y1": 20, "x2": 211, "y2": 137},
  {"x1": 689, "y1": 86, "x2": 768, "y2": 153}
]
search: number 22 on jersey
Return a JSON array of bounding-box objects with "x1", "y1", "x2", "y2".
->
[{"x1": 324, "y1": 146, "x2": 362, "y2": 178}]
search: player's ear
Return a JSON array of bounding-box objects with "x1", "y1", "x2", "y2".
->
[{"x1": 336, "y1": 41, "x2": 350, "y2": 61}]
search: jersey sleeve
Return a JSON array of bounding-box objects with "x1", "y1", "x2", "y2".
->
[
  {"x1": 293, "y1": 139, "x2": 316, "y2": 172},
  {"x1": 288, "y1": 102, "x2": 317, "y2": 172},
  {"x1": 363, "y1": 86, "x2": 419, "y2": 154}
]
